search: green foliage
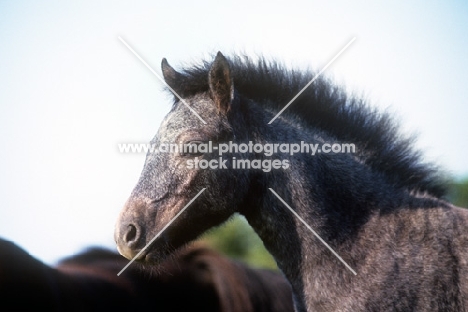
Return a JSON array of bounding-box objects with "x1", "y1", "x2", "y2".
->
[
  {"x1": 448, "y1": 177, "x2": 468, "y2": 208},
  {"x1": 199, "y1": 214, "x2": 278, "y2": 270}
]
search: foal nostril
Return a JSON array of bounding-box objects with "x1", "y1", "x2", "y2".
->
[
  {"x1": 123, "y1": 224, "x2": 138, "y2": 244},
  {"x1": 115, "y1": 222, "x2": 144, "y2": 259}
]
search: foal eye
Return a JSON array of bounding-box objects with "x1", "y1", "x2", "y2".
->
[{"x1": 180, "y1": 140, "x2": 205, "y2": 157}]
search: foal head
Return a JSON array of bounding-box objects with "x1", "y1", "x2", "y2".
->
[{"x1": 115, "y1": 53, "x2": 258, "y2": 262}]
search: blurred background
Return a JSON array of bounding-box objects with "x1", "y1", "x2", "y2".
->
[{"x1": 0, "y1": 0, "x2": 467, "y2": 267}]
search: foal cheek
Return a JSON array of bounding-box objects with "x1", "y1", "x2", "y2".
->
[{"x1": 172, "y1": 164, "x2": 204, "y2": 194}]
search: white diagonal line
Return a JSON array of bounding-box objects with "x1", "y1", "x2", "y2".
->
[
  {"x1": 268, "y1": 37, "x2": 356, "y2": 124},
  {"x1": 118, "y1": 36, "x2": 207, "y2": 125},
  {"x1": 268, "y1": 188, "x2": 357, "y2": 275},
  {"x1": 117, "y1": 188, "x2": 206, "y2": 276}
]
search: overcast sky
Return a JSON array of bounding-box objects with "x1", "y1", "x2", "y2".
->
[{"x1": 1, "y1": 0, "x2": 467, "y2": 264}]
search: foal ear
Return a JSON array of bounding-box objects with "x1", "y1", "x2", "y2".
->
[
  {"x1": 208, "y1": 52, "x2": 234, "y2": 114},
  {"x1": 161, "y1": 58, "x2": 183, "y2": 94}
]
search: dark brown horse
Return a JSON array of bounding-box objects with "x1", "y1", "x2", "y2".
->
[
  {"x1": 115, "y1": 52, "x2": 468, "y2": 311},
  {"x1": 0, "y1": 238, "x2": 293, "y2": 311}
]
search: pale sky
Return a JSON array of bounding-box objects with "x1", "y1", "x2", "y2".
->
[{"x1": 1, "y1": 0, "x2": 467, "y2": 264}]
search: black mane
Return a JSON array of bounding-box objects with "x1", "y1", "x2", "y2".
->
[{"x1": 166, "y1": 54, "x2": 447, "y2": 198}]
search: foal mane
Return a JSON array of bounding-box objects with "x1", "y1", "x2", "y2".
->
[{"x1": 165, "y1": 54, "x2": 447, "y2": 198}]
